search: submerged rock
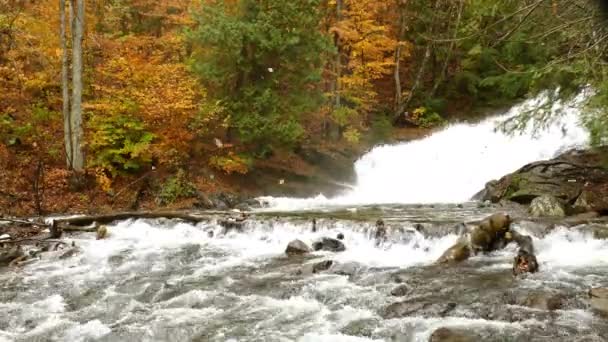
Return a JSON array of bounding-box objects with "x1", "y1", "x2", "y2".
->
[
  {"x1": 312, "y1": 237, "x2": 345, "y2": 252},
  {"x1": 529, "y1": 195, "x2": 566, "y2": 217},
  {"x1": 330, "y1": 261, "x2": 365, "y2": 276},
  {"x1": 297, "y1": 260, "x2": 334, "y2": 276},
  {"x1": 522, "y1": 292, "x2": 564, "y2": 311},
  {"x1": 589, "y1": 288, "x2": 608, "y2": 316},
  {"x1": 285, "y1": 239, "x2": 311, "y2": 255},
  {"x1": 381, "y1": 300, "x2": 456, "y2": 319},
  {"x1": 430, "y1": 327, "x2": 479, "y2": 342}
]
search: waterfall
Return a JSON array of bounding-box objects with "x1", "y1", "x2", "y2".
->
[{"x1": 260, "y1": 92, "x2": 590, "y2": 210}]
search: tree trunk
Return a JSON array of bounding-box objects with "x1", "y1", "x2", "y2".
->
[
  {"x1": 60, "y1": 0, "x2": 72, "y2": 169},
  {"x1": 70, "y1": 0, "x2": 85, "y2": 172},
  {"x1": 334, "y1": 0, "x2": 342, "y2": 109},
  {"x1": 393, "y1": 0, "x2": 408, "y2": 115},
  {"x1": 430, "y1": 0, "x2": 464, "y2": 98}
]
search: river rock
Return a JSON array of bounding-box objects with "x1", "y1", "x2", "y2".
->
[
  {"x1": 312, "y1": 260, "x2": 333, "y2": 273},
  {"x1": 478, "y1": 147, "x2": 608, "y2": 210},
  {"x1": 0, "y1": 245, "x2": 23, "y2": 266},
  {"x1": 430, "y1": 327, "x2": 478, "y2": 342},
  {"x1": 297, "y1": 260, "x2": 334, "y2": 275},
  {"x1": 437, "y1": 240, "x2": 470, "y2": 264},
  {"x1": 589, "y1": 288, "x2": 608, "y2": 316},
  {"x1": 390, "y1": 284, "x2": 410, "y2": 297},
  {"x1": 312, "y1": 237, "x2": 346, "y2": 252},
  {"x1": 529, "y1": 195, "x2": 566, "y2": 217},
  {"x1": 285, "y1": 239, "x2": 311, "y2": 255},
  {"x1": 521, "y1": 292, "x2": 564, "y2": 311},
  {"x1": 381, "y1": 300, "x2": 456, "y2": 319},
  {"x1": 331, "y1": 261, "x2": 365, "y2": 276}
]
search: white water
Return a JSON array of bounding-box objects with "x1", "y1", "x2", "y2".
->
[
  {"x1": 261, "y1": 93, "x2": 590, "y2": 210},
  {"x1": 2, "y1": 219, "x2": 607, "y2": 341}
]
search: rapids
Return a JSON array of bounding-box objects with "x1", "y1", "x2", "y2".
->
[{"x1": 1, "y1": 206, "x2": 607, "y2": 341}]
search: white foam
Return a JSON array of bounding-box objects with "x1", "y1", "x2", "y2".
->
[{"x1": 63, "y1": 320, "x2": 111, "y2": 342}]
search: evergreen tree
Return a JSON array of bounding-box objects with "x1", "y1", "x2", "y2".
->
[{"x1": 188, "y1": 0, "x2": 332, "y2": 151}]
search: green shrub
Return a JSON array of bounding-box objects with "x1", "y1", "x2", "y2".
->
[
  {"x1": 88, "y1": 114, "x2": 155, "y2": 176},
  {"x1": 156, "y1": 169, "x2": 196, "y2": 205}
]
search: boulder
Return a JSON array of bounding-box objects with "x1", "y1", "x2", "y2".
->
[
  {"x1": 429, "y1": 328, "x2": 478, "y2": 342},
  {"x1": 589, "y1": 288, "x2": 608, "y2": 316},
  {"x1": 312, "y1": 237, "x2": 346, "y2": 252},
  {"x1": 437, "y1": 240, "x2": 470, "y2": 264},
  {"x1": 529, "y1": 195, "x2": 566, "y2": 217},
  {"x1": 477, "y1": 147, "x2": 608, "y2": 210},
  {"x1": 285, "y1": 239, "x2": 311, "y2": 255}
]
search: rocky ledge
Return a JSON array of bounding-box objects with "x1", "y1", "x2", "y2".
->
[{"x1": 477, "y1": 146, "x2": 608, "y2": 216}]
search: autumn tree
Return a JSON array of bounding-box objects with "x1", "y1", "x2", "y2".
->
[
  {"x1": 188, "y1": 0, "x2": 332, "y2": 153},
  {"x1": 327, "y1": 0, "x2": 398, "y2": 141}
]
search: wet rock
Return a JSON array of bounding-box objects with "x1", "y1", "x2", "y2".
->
[
  {"x1": 430, "y1": 327, "x2": 479, "y2": 342},
  {"x1": 331, "y1": 261, "x2": 365, "y2": 277},
  {"x1": 390, "y1": 284, "x2": 410, "y2": 297},
  {"x1": 312, "y1": 260, "x2": 333, "y2": 273},
  {"x1": 0, "y1": 245, "x2": 23, "y2": 266},
  {"x1": 297, "y1": 260, "x2": 334, "y2": 276},
  {"x1": 529, "y1": 195, "x2": 566, "y2": 217},
  {"x1": 340, "y1": 318, "x2": 379, "y2": 338},
  {"x1": 437, "y1": 240, "x2": 470, "y2": 264},
  {"x1": 572, "y1": 189, "x2": 608, "y2": 214},
  {"x1": 312, "y1": 237, "x2": 345, "y2": 252},
  {"x1": 589, "y1": 288, "x2": 608, "y2": 316},
  {"x1": 285, "y1": 239, "x2": 311, "y2": 255},
  {"x1": 381, "y1": 300, "x2": 456, "y2": 319},
  {"x1": 479, "y1": 147, "x2": 608, "y2": 207},
  {"x1": 513, "y1": 250, "x2": 539, "y2": 276},
  {"x1": 375, "y1": 219, "x2": 387, "y2": 244},
  {"x1": 59, "y1": 247, "x2": 80, "y2": 259},
  {"x1": 219, "y1": 219, "x2": 245, "y2": 233},
  {"x1": 522, "y1": 292, "x2": 564, "y2": 311}
]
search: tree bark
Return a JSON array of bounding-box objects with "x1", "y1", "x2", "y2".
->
[
  {"x1": 60, "y1": 0, "x2": 72, "y2": 169},
  {"x1": 430, "y1": 0, "x2": 464, "y2": 98},
  {"x1": 334, "y1": 0, "x2": 342, "y2": 109},
  {"x1": 393, "y1": 0, "x2": 408, "y2": 115},
  {"x1": 70, "y1": 0, "x2": 85, "y2": 172}
]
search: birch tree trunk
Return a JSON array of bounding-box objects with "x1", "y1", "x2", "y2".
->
[
  {"x1": 393, "y1": 0, "x2": 408, "y2": 116},
  {"x1": 70, "y1": 0, "x2": 85, "y2": 172},
  {"x1": 60, "y1": 0, "x2": 72, "y2": 169}
]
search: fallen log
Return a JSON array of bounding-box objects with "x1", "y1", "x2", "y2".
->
[{"x1": 53, "y1": 211, "x2": 209, "y2": 227}]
